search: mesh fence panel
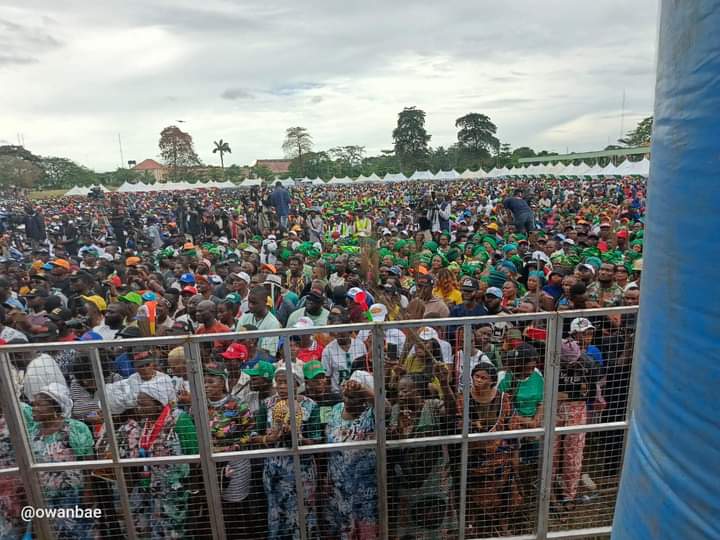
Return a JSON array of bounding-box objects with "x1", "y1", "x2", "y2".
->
[{"x1": 0, "y1": 307, "x2": 637, "y2": 539}]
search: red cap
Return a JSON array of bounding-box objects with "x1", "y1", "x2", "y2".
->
[
  {"x1": 616, "y1": 230, "x2": 629, "y2": 239},
  {"x1": 110, "y1": 275, "x2": 122, "y2": 287},
  {"x1": 182, "y1": 286, "x2": 198, "y2": 295},
  {"x1": 220, "y1": 343, "x2": 249, "y2": 361}
]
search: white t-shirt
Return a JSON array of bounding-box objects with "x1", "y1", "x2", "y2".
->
[
  {"x1": 0, "y1": 326, "x2": 28, "y2": 343},
  {"x1": 236, "y1": 311, "x2": 281, "y2": 356},
  {"x1": 321, "y1": 338, "x2": 367, "y2": 393}
]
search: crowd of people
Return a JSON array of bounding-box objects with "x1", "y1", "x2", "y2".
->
[{"x1": 0, "y1": 176, "x2": 644, "y2": 539}]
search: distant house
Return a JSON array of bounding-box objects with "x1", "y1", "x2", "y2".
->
[
  {"x1": 132, "y1": 159, "x2": 167, "y2": 182},
  {"x1": 254, "y1": 159, "x2": 292, "y2": 174}
]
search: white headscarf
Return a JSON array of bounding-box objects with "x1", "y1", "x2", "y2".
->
[
  {"x1": 22, "y1": 354, "x2": 67, "y2": 402},
  {"x1": 138, "y1": 377, "x2": 177, "y2": 406},
  {"x1": 105, "y1": 379, "x2": 137, "y2": 415},
  {"x1": 349, "y1": 370, "x2": 374, "y2": 391},
  {"x1": 37, "y1": 382, "x2": 73, "y2": 419}
]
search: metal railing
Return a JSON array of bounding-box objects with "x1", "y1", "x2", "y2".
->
[{"x1": 0, "y1": 306, "x2": 638, "y2": 539}]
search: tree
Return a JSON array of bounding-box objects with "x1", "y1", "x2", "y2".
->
[
  {"x1": 393, "y1": 107, "x2": 431, "y2": 172},
  {"x1": 282, "y1": 127, "x2": 313, "y2": 176},
  {"x1": 39, "y1": 157, "x2": 96, "y2": 189},
  {"x1": 619, "y1": 116, "x2": 653, "y2": 146},
  {"x1": 456, "y1": 113, "x2": 499, "y2": 154},
  {"x1": 0, "y1": 146, "x2": 43, "y2": 188},
  {"x1": 495, "y1": 143, "x2": 513, "y2": 167},
  {"x1": 212, "y1": 139, "x2": 231, "y2": 173},
  {"x1": 250, "y1": 164, "x2": 274, "y2": 181},
  {"x1": 159, "y1": 125, "x2": 201, "y2": 181},
  {"x1": 288, "y1": 151, "x2": 334, "y2": 179}
]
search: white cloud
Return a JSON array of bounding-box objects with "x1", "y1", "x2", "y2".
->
[{"x1": 0, "y1": 0, "x2": 658, "y2": 171}]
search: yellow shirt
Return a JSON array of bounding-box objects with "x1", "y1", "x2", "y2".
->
[{"x1": 433, "y1": 287, "x2": 462, "y2": 306}]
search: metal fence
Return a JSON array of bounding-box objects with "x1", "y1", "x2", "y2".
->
[{"x1": 0, "y1": 306, "x2": 638, "y2": 539}]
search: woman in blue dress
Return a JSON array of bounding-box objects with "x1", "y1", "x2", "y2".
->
[
  {"x1": 324, "y1": 370, "x2": 377, "y2": 539},
  {"x1": 259, "y1": 365, "x2": 322, "y2": 540}
]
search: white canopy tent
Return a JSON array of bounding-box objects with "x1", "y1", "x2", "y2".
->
[
  {"x1": 367, "y1": 173, "x2": 383, "y2": 183},
  {"x1": 355, "y1": 174, "x2": 371, "y2": 183},
  {"x1": 434, "y1": 170, "x2": 461, "y2": 181},
  {"x1": 383, "y1": 173, "x2": 407, "y2": 182},
  {"x1": 460, "y1": 169, "x2": 485, "y2": 179},
  {"x1": 584, "y1": 164, "x2": 606, "y2": 177},
  {"x1": 64, "y1": 186, "x2": 89, "y2": 196},
  {"x1": 409, "y1": 170, "x2": 435, "y2": 181},
  {"x1": 240, "y1": 178, "x2": 262, "y2": 188},
  {"x1": 601, "y1": 163, "x2": 622, "y2": 176},
  {"x1": 311, "y1": 177, "x2": 326, "y2": 186}
]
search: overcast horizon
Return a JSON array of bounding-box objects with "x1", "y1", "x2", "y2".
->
[{"x1": 1, "y1": 0, "x2": 658, "y2": 172}]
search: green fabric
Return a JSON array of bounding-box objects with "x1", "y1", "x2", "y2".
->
[
  {"x1": 498, "y1": 369, "x2": 544, "y2": 417},
  {"x1": 176, "y1": 411, "x2": 199, "y2": 455},
  {"x1": 303, "y1": 402, "x2": 323, "y2": 442},
  {"x1": 67, "y1": 418, "x2": 94, "y2": 458}
]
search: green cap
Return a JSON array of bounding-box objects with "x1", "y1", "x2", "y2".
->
[
  {"x1": 224, "y1": 293, "x2": 242, "y2": 305},
  {"x1": 119, "y1": 292, "x2": 143, "y2": 306},
  {"x1": 303, "y1": 360, "x2": 326, "y2": 380},
  {"x1": 243, "y1": 360, "x2": 276, "y2": 380}
]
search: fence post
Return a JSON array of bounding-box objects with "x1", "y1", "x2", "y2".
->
[
  {"x1": 281, "y1": 337, "x2": 309, "y2": 540},
  {"x1": 185, "y1": 342, "x2": 227, "y2": 540},
  {"x1": 0, "y1": 352, "x2": 54, "y2": 540},
  {"x1": 88, "y1": 348, "x2": 138, "y2": 540},
  {"x1": 536, "y1": 313, "x2": 563, "y2": 539},
  {"x1": 372, "y1": 323, "x2": 389, "y2": 540},
  {"x1": 456, "y1": 321, "x2": 472, "y2": 540}
]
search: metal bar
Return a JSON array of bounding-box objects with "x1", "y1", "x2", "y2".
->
[
  {"x1": 0, "y1": 352, "x2": 54, "y2": 540},
  {"x1": 546, "y1": 526, "x2": 613, "y2": 539},
  {"x1": 282, "y1": 336, "x2": 309, "y2": 540},
  {"x1": 0, "y1": 467, "x2": 20, "y2": 477},
  {"x1": 457, "y1": 321, "x2": 472, "y2": 540},
  {"x1": 88, "y1": 348, "x2": 138, "y2": 540},
  {"x1": 467, "y1": 534, "x2": 537, "y2": 540},
  {"x1": 371, "y1": 323, "x2": 389, "y2": 540},
  {"x1": 555, "y1": 421, "x2": 627, "y2": 435},
  {"x1": 185, "y1": 342, "x2": 226, "y2": 540},
  {"x1": 536, "y1": 313, "x2": 562, "y2": 539}
]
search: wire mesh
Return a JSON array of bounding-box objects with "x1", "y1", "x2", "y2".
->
[{"x1": 0, "y1": 308, "x2": 637, "y2": 540}]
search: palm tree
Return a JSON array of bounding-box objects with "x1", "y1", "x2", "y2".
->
[{"x1": 212, "y1": 139, "x2": 232, "y2": 176}]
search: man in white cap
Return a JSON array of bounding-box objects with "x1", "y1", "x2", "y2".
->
[{"x1": 357, "y1": 303, "x2": 407, "y2": 353}]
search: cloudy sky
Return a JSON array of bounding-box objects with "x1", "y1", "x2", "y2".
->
[{"x1": 1, "y1": 0, "x2": 658, "y2": 172}]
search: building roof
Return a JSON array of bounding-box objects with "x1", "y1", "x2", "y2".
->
[
  {"x1": 254, "y1": 159, "x2": 292, "y2": 174},
  {"x1": 132, "y1": 159, "x2": 165, "y2": 171}
]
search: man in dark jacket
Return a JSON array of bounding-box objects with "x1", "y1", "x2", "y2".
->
[
  {"x1": 269, "y1": 182, "x2": 290, "y2": 230},
  {"x1": 24, "y1": 205, "x2": 46, "y2": 248}
]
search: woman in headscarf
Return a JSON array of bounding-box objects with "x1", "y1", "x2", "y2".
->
[
  {"x1": 388, "y1": 372, "x2": 457, "y2": 539},
  {"x1": 204, "y1": 362, "x2": 257, "y2": 540},
  {"x1": 28, "y1": 382, "x2": 95, "y2": 539},
  {"x1": 257, "y1": 364, "x2": 322, "y2": 540},
  {"x1": 324, "y1": 370, "x2": 378, "y2": 539},
  {"x1": 521, "y1": 270, "x2": 545, "y2": 305},
  {"x1": 116, "y1": 377, "x2": 198, "y2": 539},
  {"x1": 460, "y1": 361, "x2": 515, "y2": 537}
]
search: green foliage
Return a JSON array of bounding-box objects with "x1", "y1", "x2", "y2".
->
[
  {"x1": 282, "y1": 127, "x2": 313, "y2": 176},
  {"x1": 250, "y1": 164, "x2": 274, "y2": 180},
  {"x1": 619, "y1": 116, "x2": 653, "y2": 146},
  {"x1": 0, "y1": 146, "x2": 43, "y2": 187},
  {"x1": 38, "y1": 156, "x2": 96, "y2": 189},
  {"x1": 288, "y1": 151, "x2": 334, "y2": 179},
  {"x1": 393, "y1": 107, "x2": 431, "y2": 172},
  {"x1": 455, "y1": 113, "x2": 499, "y2": 153}
]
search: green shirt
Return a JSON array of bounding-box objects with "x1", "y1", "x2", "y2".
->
[
  {"x1": 498, "y1": 368, "x2": 544, "y2": 417},
  {"x1": 175, "y1": 411, "x2": 199, "y2": 455}
]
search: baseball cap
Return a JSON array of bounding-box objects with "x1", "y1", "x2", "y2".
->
[
  {"x1": 243, "y1": 360, "x2": 276, "y2": 380},
  {"x1": 307, "y1": 286, "x2": 324, "y2": 301},
  {"x1": 47, "y1": 307, "x2": 72, "y2": 322},
  {"x1": 81, "y1": 295, "x2": 107, "y2": 312},
  {"x1": 303, "y1": 360, "x2": 326, "y2": 380},
  {"x1": 616, "y1": 230, "x2": 629, "y2": 239},
  {"x1": 580, "y1": 263, "x2": 596, "y2": 275},
  {"x1": 418, "y1": 326, "x2": 439, "y2": 341},
  {"x1": 181, "y1": 286, "x2": 198, "y2": 295},
  {"x1": 220, "y1": 343, "x2": 249, "y2": 361},
  {"x1": 346, "y1": 287, "x2": 363, "y2": 300},
  {"x1": 264, "y1": 274, "x2": 282, "y2": 288},
  {"x1": 460, "y1": 277, "x2": 479, "y2": 291},
  {"x1": 570, "y1": 317, "x2": 595, "y2": 334},
  {"x1": 119, "y1": 292, "x2": 143, "y2": 306},
  {"x1": 563, "y1": 238, "x2": 576, "y2": 246},
  {"x1": 141, "y1": 291, "x2": 157, "y2": 302},
  {"x1": 125, "y1": 256, "x2": 141, "y2": 267},
  {"x1": 486, "y1": 223, "x2": 499, "y2": 232},
  {"x1": 231, "y1": 271, "x2": 250, "y2": 284},
  {"x1": 485, "y1": 287, "x2": 503, "y2": 299},
  {"x1": 179, "y1": 273, "x2": 195, "y2": 284},
  {"x1": 368, "y1": 303, "x2": 388, "y2": 322},
  {"x1": 292, "y1": 316, "x2": 315, "y2": 329},
  {"x1": 224, "y1": 292, "x2": 242, "y2": 305}
]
